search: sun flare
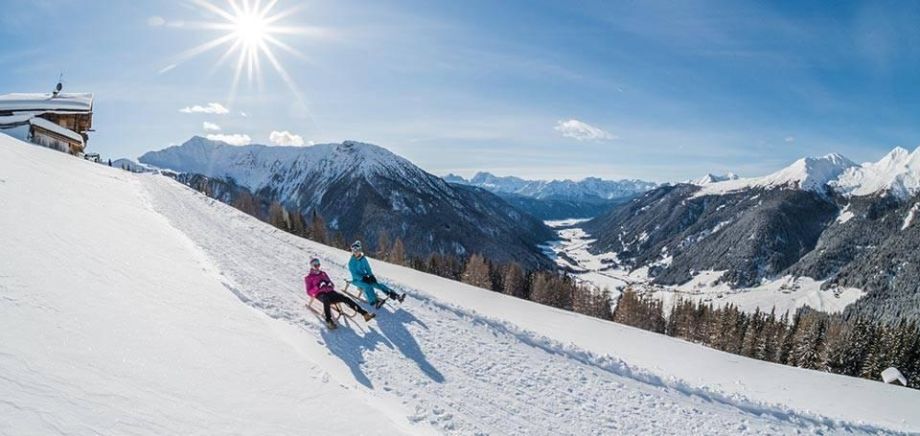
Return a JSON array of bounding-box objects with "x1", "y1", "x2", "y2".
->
[{"x1": 166, "y1": 0, "x2": 313, "y2": 103}]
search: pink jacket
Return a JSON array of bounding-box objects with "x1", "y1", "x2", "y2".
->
[{"x1": 305, "y1": 269, "x2": 335, "y2": 298}]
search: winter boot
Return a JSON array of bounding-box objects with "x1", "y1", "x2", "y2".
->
[
  {"x1": 397, "y1": 293, "x2": 406, "y2": 303},
  {"x1": 325, "y1": 318, "x2": 337, "y2": 330},
  {"x1": 362, "y1": 312, "x2": 376, "y2": 322},
  {"x1": 374, "y1": 299, "x2": 386, "y2": 309}
]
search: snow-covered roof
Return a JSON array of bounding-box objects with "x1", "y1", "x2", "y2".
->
[
  {"x1": 0, "y1": 92, "x2": 94, "y2": 113},
  {"x1": 29, "y1": 116, "x2": 84, "y2": 144},
  {"x1": 0, "y1": 114, "x2": 35, "y2": 126}
]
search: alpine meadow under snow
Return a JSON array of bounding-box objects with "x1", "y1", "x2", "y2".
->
[{"x1": 3, "y1": 132, "x2": 920, "y2": 434}]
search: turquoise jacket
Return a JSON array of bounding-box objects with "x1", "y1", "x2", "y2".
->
[{"x1": 348, "y1": 254, "x2": 373, "y2": 282}]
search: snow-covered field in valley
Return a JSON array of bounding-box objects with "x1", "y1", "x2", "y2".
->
[
  {"x1": 544, "y1": 221, "x2": 865, "y2": 316},
  {"x1": 3, "y1": 133, "x2": 920, "y2": 435}
]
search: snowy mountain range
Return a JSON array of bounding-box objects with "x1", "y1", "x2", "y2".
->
[
  {"x1": 4, "y1": 132, "x2": 919, "y2": 434},
  {"x1": 139, "y1": 137, "x2": 554, "y2": 268},
  {"x1": 446, "y1": 172, "x2": 658, "y2": 201},
  {"x1": 445, "y1": 172, "x2": 657, "y2": 219},
  {"x1": 583, "y1": 146, "x2": 920, "y2": 321}
]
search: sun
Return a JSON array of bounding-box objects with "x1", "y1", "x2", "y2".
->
[
  {"x1": 233, "y1": 10, "x2": 268, "y2": 46},
  {"x1": 164, "y1": 0, "x2": 314, "y2": 103}
]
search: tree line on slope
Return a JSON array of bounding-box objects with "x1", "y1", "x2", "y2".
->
[{"x1": 613, "y1": 290, "x2": 920, "y2": 389}]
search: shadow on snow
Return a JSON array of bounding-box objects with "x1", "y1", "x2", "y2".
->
[{"x1": 321, "y1": 304, "x2": 444, "y2": 388}]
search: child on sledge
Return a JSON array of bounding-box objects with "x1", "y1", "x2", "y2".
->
[
  {"x1": 305, "y1": 257, "x2": 375, "y2": 329},
  {"x1": 348, "y1": 240, "x2": 405, "y2": 309}
]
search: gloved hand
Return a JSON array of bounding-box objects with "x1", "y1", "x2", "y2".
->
[{"x1": 362, "y1": 275, "x2": 377, "y2": 284}]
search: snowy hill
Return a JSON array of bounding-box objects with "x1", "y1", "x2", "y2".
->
[
  {"x1": 139, "y1": 137, "x2": 554, "y2": 268},
  {"x1": 3, "y1": 133, "x2": 920, "y2": 434}
]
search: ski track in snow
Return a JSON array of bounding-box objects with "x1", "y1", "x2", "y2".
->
[{"x1": 140, "y1": 175, "x2": 901, "y2": 435}]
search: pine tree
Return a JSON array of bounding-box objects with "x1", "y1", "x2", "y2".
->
[
  {"x1": 232, "y1": 192, "x2": 258, "y2": 216},
  {"x1": 502, "y1": 263, "x2": 527, "y2": 298},
  {"x1": 310, "y1": 211, "x2": 327, "y2": 244},
  {"x1": 268, "y1": 201, "x2": 287, "y2": 230},
  {"x1": 461, "y1": 254, "x2": 493, "y2": 289},
  {"x1": 390, "y1": 238, "x2": 407, "y2": 266},
  {"x1": 790, "y1": 310, "x2": 827, "y2": 369},
  {"x1": 573, "y1": 285, "x2": 613, "y2": 320},
  {"x1": 529, "y1": 272, "x2": 555, "y2": 306},
  {"x1": 377, "y1": 231, "x2": 391, "y2": 260},
  {"x1": 289, "y1": 210, "x2": 306, "y2": 236}
]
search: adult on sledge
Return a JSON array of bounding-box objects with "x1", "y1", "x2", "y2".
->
[
  {"x1": 348, "y1": 240, "x2": 405, "y2": 309},
  {"x1": 305, "y1": 257, "x2": 375, "y2": 329}
]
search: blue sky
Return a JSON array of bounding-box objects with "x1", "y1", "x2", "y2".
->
[{"x1": 1, "y1": 0, "x2": 919, "y2": 182}]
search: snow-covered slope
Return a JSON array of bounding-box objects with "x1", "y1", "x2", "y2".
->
[
  {"x1": 694, "y1": 146, "x2": 920, "y2": 199},
  {"x1": 4, "y1": 133, "x2": 920, "y2": 434},
  {"x1": 695, "y1": 153, "x2": 856, "y2": 197},
  {"x1": 831, "y1": 146, "x2": 920, "y2": 199},
  {"x1": 0, "y1": 135, "x2": 412, "y2": 435},
  {"x1": 690, "y1": 172, "x2": 739, "y2": 185}
]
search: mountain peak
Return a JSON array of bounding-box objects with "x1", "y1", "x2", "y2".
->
[
  {"x1": 695, "y1": 152, "x2": 856, "y2": 197},
  {"x1": 692, "y1": 173, "x2": 739, "y2": 185},
  {"x1": 831, "y1": 145, "x2": 920, "y2": 198},
  {"x1": 140, "y1": 136, "x2": 431, "y2": 195}
]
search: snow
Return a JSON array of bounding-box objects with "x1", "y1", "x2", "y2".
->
[
  {"x1": 831, "y1": 146, "x2": 920, "y2": 199},
  {"x1": 139, "y1": 136, "x2": 445, "y2": 205},
  {"x1": 690, "y1": 146, "x2": 920, "y2": 200},
  {"x1": 28, "y1": 116, "x2": 84, "y2": 144},
  {"x1": 882, "y1": 368, "x2": 908, "y2": 386},
  {"x1": 836, "y1": 203, "x2": 855, "y2": 224},
  {"x1": 453, "y1": 172, "x2": 658, "y2": 200},
  {"x1": 543, "y1": 221, "x2": 631, "y2": 295},
  {"x1": 549, "y1": 225, "x2": 865, "y2": 317},
  {"x1": 903, "y1": 202, "x2": 920, "y2": 230},
  {"x1": 0, "y1": 113, "x2": 36, "y2": 125},
  {"x1": 694, "y1": 153, "x2": 856, "y2": 197},
  {"x1": 690, "y1": 172, "x2": 739, "y2": 185},
  {"x1": 650, "y1": 275, "x2": 865, "y2": 316},
  {"x1": 0, "y1": 135, "x2": 412, "y2": 435},
  {"x1": 0, "y1": 92, "x2": 94, "y2": 113},
  {"x1": 112, "y1": 158, "x2": 156, "y2": 173},
  {"x1": 0, "y1": 113, "x2": 84, "y2": 144},
  {"x1": 4, "y1": 133, "x2": 920, "y2": 434}
]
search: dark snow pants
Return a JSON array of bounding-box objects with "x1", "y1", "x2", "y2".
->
[{"x1": 316, "y1": 291, "x2": 365, "y2": 321}]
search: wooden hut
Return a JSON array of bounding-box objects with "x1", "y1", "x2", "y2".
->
[{"x1": 0, "y1": 90, "x2": 94, "y2": 155}]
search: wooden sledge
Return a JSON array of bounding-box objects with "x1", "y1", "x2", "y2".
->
[{"x1": 304, "y1": 295, "x2": 359, "y2": 323}]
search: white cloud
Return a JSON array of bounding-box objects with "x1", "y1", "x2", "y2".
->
[
  {"x1": 554, "y1": 119, "x2": 617, "y2": 141},
  {"x1": 269, "y1": 130, "x2": 305, "y2": 146},
  {"x1": 147, "y1": 16, "x2": 166, "y2": 27},
  {"x1": 206, "y1": 134, "x2": 251, "y2": 146},
  {"x1": 179, "y1": 103, "x2": 229, "y2": 114},
  {"x1": 203, "y1": 121, "x2": 221, "y2": 131},
  {"x1": 785, "y1": 136, "x2": 796, "y2": 143}
]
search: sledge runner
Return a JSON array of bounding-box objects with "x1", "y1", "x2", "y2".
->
[
  {"x1": 305, "y1": 257, "x2": 375, "y2": 329},
  {"x1": 348, "y1": 240, "x2": 405, "y2": 309}
]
